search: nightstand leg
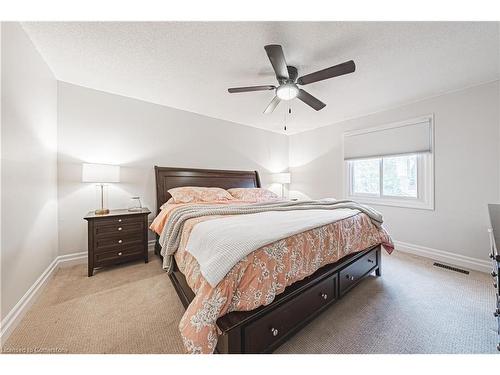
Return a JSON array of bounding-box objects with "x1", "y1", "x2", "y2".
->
[
  {"x1": 144, "y1": 216, "x2": 149, "y2": 264},
  {"x1": 88, "y1": 265, "x2": 93, "y2": 277}
]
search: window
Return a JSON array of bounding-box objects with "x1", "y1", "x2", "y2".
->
[
  {"x1": 350, "y1": 154, "x2": 418, "y2": 198},
  {"x1": 351, "y1": 158, "x2": 380, "y2": 196},
  {"x1": 344, "y1": 116, "x2": 434, "y2": 210}
]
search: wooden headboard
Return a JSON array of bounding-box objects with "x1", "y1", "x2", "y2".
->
[{"x1": 154, "y1": 166, "x2": 261, "y2": 213}]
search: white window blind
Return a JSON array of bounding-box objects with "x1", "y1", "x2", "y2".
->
[{"x1": 343, "y1": 116, "x2": 433, "y2": 160}]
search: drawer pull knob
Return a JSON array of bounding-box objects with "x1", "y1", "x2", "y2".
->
[
  {"x1": 346, "y1": 274, "x2": 355, "y2": 281},
  {"x1": 118, "y1": 240, "x2": 123, "y2": 244},
  {"x1": 492, "y1": 271, "x2": 498, "y2": 278},
  {"x1": 118, "y1": 227, "x2": 123, "y2": 231},
  {"x1": 494, "y1": 310, "x2": 499, "y2": 318},
  {"x1": 490, "y1": 253, "x2": 495, "y2": 259},
  {"x1": 321, "y1": 293, "x2": 328, "y2": 300},
  {"x1": 118, "y1": 219, "x2": 122, "y2": 223},
  {"x1": 118, "y1": 252, "x2": 123, "y2": 256},
  {"x1": 367, "y1": 259, "x2": 374, "y2": 263},
  {"x1": 494, "y1": 283, "x2": 498, "y2": 289},
  {"x1": 270, "y1": 328, "x2": 279, "y2": 337}
]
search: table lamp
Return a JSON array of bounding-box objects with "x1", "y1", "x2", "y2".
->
[
  {"x1": 82, "y1": 163, "x2": 120, "y2": 215},
  {"x1": 272, "y1": 172, "x2": 291, "y2": 198}
]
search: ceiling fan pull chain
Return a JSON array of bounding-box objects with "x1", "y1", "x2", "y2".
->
[
  {"x1": 284, "y1": 106, "x2": 292, "y2": 132},
  {"x1": 283, "y1": 105, "x2": 287, "y2": 131}
]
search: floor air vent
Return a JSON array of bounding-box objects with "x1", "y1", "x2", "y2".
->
[{"x1": 433, "y1": 262, "x2": 469, "y2": 274}]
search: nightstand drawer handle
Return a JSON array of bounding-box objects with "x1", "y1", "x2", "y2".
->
[
  {"x1": 118, "y1": 252, "x2": 123, "y2": 256},
  {"x1": 346, "y1": 274, "x2": 355, "y2": 281},
  {"x1": 118, "y1": 227, "x2": 123, "y2": 231},
  {"x1": 271, "y1": 328, "x2": 279, "y2": 337},
  {"x1": 118, "y1": 219, "x2": 122, "y2": 223},
  {"x1": 321, "y1": 293, "x2": 328, "y2": 300},
  {"x1": 118, "y1": 240, "x2": 123, "y2": 244}
]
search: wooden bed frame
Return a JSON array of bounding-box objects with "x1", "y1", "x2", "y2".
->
[{"x1": 154, "y1": 166, "x2": 382, "y2": 354}]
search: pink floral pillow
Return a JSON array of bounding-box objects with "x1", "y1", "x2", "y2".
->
[
  {"x1": 159, "y1": 198, "x2": 174, "y2": 210},
  {"x1": 227, "y1": 188, "x2": 280, "y2": 202},
  {"x1": 168, "y1": 186, "x2": 233, "y2": 204}
]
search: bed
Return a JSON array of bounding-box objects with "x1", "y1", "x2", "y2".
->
[{"x1": 153, "y1": 166, "x2": 393, "y2": 354}]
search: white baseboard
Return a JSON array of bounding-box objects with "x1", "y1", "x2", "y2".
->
[
  {"x1": 1, "y1": 242, "x2": 158, "y2": 346},
  {"x1": 1, "y1": 252, "x2": 89, "y2": 345},
  {"x1": 1, "y1": 255, "x2": 58, "y2": 346},
  {"x1": 56, "y1": 251, "x2": 88, "y2": 268},
  {"x1": 394, "y1": 240, "x2": 491, "y2": 273}
]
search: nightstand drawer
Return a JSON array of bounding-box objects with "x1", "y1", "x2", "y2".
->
[
  {"x1": 94, "y1": 246, "x2": 143, "y2": 264},
  {"x1": 95, "y1": 234, "x2": 144, "y2": 253},
  {"x1": 94, "y1": 221, "x2": 143, "y2": 237},
  {"x1": 94, "y1": 215, "x2": 143, "y2": 226}
]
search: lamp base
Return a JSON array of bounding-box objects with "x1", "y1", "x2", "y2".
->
[{"x1": 94, "y1": 208, "x2": 110, "y2": 215}]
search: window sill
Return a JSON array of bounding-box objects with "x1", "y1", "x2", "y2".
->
[{"x1": 347, "y1": 196, "x2": 434, "y2": 211}]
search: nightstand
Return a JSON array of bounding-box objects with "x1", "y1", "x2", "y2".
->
[{"x1": 84, "y1": 208, "x2": 151, "y2": 276}]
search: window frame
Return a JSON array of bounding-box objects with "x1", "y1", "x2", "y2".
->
[{"x1": 343, "y1": 116, "x2": 434, "y2": 210}]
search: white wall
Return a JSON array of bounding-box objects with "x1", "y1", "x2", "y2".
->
[
  {"x1": 1, "y1": 23, "x2": 497, "y2": 326},
  {"x1": 1, "y1": 23, "x2": 58, "y2": 320},
  {"x1": 57, "y1": 82, "x2": 289, "y2": 255},
  {"x1": 289, "y1": 81, "x2": 500, "y2": 262}
]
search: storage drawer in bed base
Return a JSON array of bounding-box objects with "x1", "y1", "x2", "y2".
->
[
  {"x1": 167, "y1": 245, "x2": 382, "y2": 354},
  {"x1": 243, "y1": 274, "x2": 336, "y2": 353},
  {"x1": 217, "y1": 246, "x2": 380, "y2": 354}
]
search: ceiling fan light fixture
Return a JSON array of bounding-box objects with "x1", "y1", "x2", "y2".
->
[{"x1": 276, "y1": 83, "x2": 299, "y2": 101}]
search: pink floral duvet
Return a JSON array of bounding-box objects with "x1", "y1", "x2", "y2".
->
[{"x1": 151, "y1": 202, "x2": 393, "y2": 353}]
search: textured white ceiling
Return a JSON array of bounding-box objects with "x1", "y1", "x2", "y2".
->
[{"x1": 23, "y1": 22, "x2": 499, "y2": 134}]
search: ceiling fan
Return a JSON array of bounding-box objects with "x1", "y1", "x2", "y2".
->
[{"x1": 228, "y1": 44, "x2": 356, "y2": 114}]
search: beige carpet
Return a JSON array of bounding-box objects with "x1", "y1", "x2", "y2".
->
[{"x1": 2, "y1": 251, "x2": 498, "y2": 354}]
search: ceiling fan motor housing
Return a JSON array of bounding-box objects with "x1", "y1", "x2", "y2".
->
[{"x1": 285, "y1": 65, "x2": 298, "y2": 83}]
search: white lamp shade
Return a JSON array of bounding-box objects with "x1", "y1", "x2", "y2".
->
[
  {"x1": 82, "y1": 163, "x2": 120, "y2": 183},
  {"x1": 272, "y1": 172, "x2": 291, "y2": 184}
]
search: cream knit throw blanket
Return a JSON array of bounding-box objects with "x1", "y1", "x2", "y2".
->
[{"x1": 159, "y1": 199, "x2": 383, "y2": 278}]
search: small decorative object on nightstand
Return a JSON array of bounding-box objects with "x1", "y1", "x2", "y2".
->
[
  {"x1": 128, "y1": 196, "x2": 143, "y2": 212},
  {"x1": 84, "y1": 208, "x2": 151, "y2": 277}
]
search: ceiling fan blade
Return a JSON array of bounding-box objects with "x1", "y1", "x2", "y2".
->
[
  {"x1": 297, "y1": 89, "x2": 326, "y2": 111},
  {"x1": 263, "y1": 96, "x2": 281, "y2": 114},
  {"x1": 297, "y1": 60, "x2": 355, "y2": 85},
  {"x1": 264, "y1": 45, "x2": 289, "y2": 81},
  {"x1": 228, "y1": 85, "x2": 276, "y2": 93}
]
